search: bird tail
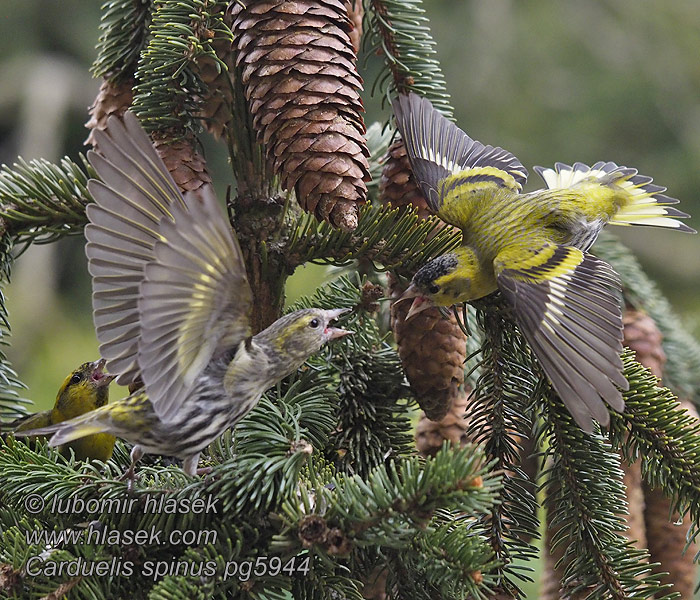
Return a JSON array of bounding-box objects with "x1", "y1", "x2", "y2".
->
[
  {"x1": 14, "y1": 411, "x2": 109, "y2": 447},
  {"x1": 534, "y1": 161, "x2": 695, "y2": 233}
]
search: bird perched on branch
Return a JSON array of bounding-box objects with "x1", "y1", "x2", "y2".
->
[
  {"x1": 19, "y1": 112, "x2": 351, "y2": 478},
  {"x1": 7, "y1": 359, "x2": 115, "y2": 462},
  {"x1": 393, "y1": 92, "x2": 694, "y2": 432}
]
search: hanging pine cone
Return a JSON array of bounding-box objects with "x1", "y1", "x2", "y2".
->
[
  {"x1": 230, "y1": 0, "x2": 369, "y2": 230},
  {"x1": 347, "y1": 0, "x2": 363, "y2": 54},
  {"x1": 390, "y1": 276, "x2": 467, "y2": 421},
  {"x1": 415, "y1": 389, "x2": 470, "y2": 456},
  {"x1": 622, "y1": 308, "x2": 666, "y2": 379},
  {"x1": 621, "y1": 308, "x2": 699, "y2": 598},
  {"x1": 151, "y1": 134, "x2": 212, "y2": 194},
  {"x1": 85, "y1": 78, "x2": 134, "y2": 148},
  {"x1": 379, "y1": 138, "x2": 431, "y2": 219},
  {"x1": 195, "y1": 6, "x2": 235, "y2": 139}
]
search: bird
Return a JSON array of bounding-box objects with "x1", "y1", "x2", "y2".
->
[
  {"x1": 6, "y1": 359, "x2": 116, "y2": 462},
  {"x1": 392, "y1": 92, "x2": 695, "y2": 432},
  {"x1": 18, "y1": 111, "x2": 351, "y2": 478}
]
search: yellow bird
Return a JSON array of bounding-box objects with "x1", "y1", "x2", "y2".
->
[
  {"x1": 393, "y1": 92, "x2": 694, "y2": 432},
  {"x1": 10, "y1": 359, "x2": 116, "y2": 461}
]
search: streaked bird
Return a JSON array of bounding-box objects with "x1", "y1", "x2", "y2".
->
[
  {"x1": 393, "y1": 92, "x2": 694, "y2": 432},
  {"x1": 20, "y1": 112, "x2": 351, "y2": 477},
  {"x1": 8, "y1": 359, "x2": 115, "y2": 462}
]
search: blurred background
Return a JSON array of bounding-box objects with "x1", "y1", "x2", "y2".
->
[{"x1": 0, "y1": 0, "x2": 698, "y2": 413}]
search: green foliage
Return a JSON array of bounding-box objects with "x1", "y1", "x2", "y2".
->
[
  {"x1": 364, "y1": 0, "x2": 453, "y2": 116},
  {"x1": 133, "y1": 0, "x2": 231, "y2": 132},
  {"x1": 0, "y1": 156, "x2": 93, "y2": 246},
  {"x1": 611, "y1": 351, "x2": 700, "y2": 545},
  {"x1": 467, "y1": 305, "x2": 540, "y2": 596},
  {"x1": 92, "y1": 0, "x2": 151, "y2": 80},
  {"x1": 0, "y1": 237, "x2": 27, "y2": 422},
  {"x1": 538, "y1": 376, "x2": 676, "y2": 599},
  {"x1": 286, "y1": 203, "x2": 462, "y2": 276}
]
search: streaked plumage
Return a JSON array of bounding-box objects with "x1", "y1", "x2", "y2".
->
[
  {"x1": 393, "y1": 93, "x2": 695, "y2": 432},
  {"x1": 9, "y1": 359, "x2": 115, "y2": 462},
  {"x1": 20, "y1": 112, "x2": 351, "y2": 476}
]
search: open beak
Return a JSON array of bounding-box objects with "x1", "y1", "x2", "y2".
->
[
  {"x1": 322, "y1": 308, "x2": 353, "y2": 340},
  {"x1": 399, "y1": 285, "x2": 435, "y2": 320},
  {"x1": 90, "y1": 358, "x2": 116, "y2": 387}
]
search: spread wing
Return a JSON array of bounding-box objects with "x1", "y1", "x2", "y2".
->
[
  {"x1": 86, "y1": 112, "x2": 186, "y2": 385},
  {"x1": 495, "y1": 243, "x2": 627, "y2": 432},
  {"x1": 137, "y1": 187, "x2": 252, "y2": 423},
  {"x1": 392, "y1": 93, "x2": 528, "y2": 226},
  {"x1": 86, "y1": 111, "x2": 252, "y2": 423}
]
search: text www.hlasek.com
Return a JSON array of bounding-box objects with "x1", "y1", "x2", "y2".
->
[{"x1": 25, "y1": 525, "x2": 216, "y2": 547}]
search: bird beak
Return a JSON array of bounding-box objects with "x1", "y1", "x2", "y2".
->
[
  {"x1": 399, "y1": 285, "x2": 434, "y2": 320},
  {"x1": 90, "y1": 358, "x2": 116, "y2": 387},
  {"x1": 322, "y1": 308, "x2": 353, "y2": 340}
]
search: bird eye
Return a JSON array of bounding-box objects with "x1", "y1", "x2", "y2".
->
[
  {"x1": 69, "y1": 374, "x2": 82, "y2": 385},
  {"x1": 428, "y1": 284, "x2": 440, "y2": 294},
  {"x1": 309, "y1": 318, "x2": 320, "y2": 328}
]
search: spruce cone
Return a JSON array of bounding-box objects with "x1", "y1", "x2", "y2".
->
[
  {"x1": 347, "y1": 0, "x2": 363, "y2": 54},
  {"x1": 361, "y1": 566, "x2": 388, "y2": 600},
  {"x1": 379, "y1": 138, "x2": 431, "y2": 218},
  {"x1": 196, "y1": 6, "x2": 235, "y2": 139},
  {"x1": 85, "y1": 78, "x2": 134, "y2": 148},
  {"x1": 151, "y1": 134, "x2": 212, "y2": 194},
  {"x1": 231, "y1": 0, "x2": 369, "y2": 230},
  {"x1": 622, "y1": 308, "x2": 666, "y2": 379},
  {"x1": 196, "y1": 42, "x2": 234, "y2": 139},
  {"x1": 415, "y1": 390, "x2": 469, "y2": 456},
  {"x1": 390, "y1": 276, "x2": 467, "y2": 421}
]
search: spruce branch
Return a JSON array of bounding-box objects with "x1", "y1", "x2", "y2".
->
[
  {"x1": 0, "y1": 236, "x2": 27, "y2": 423},
  {"x1": 391, "y1": 520, "x2": 499, "y2": 600},
  {"x1": 291, "y1": 275, "x2": 413, "y2": 478},
  {"x1": 467, "y1": 304, "x2": 540, "y2": 596},
  {"x1": 539, "y1": 381, "x2": 673, "y2": 599},
  {"x1": 92, "y1": 0, "x2": 152, "y2": 80},
  {"x1": 133, "y1": 0, "x2": 232, "y2": 133},
  {"x1": 285, "y1": 203, "x2": 461, "y2": 275},
  {"x1": 611, "y1": 351, "x2": 700, "y2": 545},
  {"x1": 364, "y1": 0, "x2": 453, "y2": 115},
  {"x1": 0, "y1": 156, "x2": 93, "y2": 245}
]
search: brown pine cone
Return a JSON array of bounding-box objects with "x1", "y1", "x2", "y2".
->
[
  {"x1": 85, "y1": 78, "x2": 134, "y2": 148},
  {"x1": 622, "y1": 308, "x2": 666, "y2": 379},
  {"x1": 230, "y1": 0, "x2": 369, "y2": 230},
  {"x1": 151, "y1": 134, "x2": 213, "y2": 194},
  {"x1": 643, "y1": 394, "x2": 699, "y2": 600},
  {"x1": 361, "y1": 566, "x2": 387, "y2": 600},
  {"x1": 390, "y1": 276, "x2": 467, "y2": 421},
  {"x1": 379, "y1": 138, "x2": 431, "y2": 219},
  {"x1": 415, "y1": 390, "x2": 469, "y2": 456},
  {"x1": 347, "y1": 0, "x2": 363, "y2": 54}
]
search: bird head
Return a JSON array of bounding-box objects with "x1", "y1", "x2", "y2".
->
[
  {"x1": 54, "y1": 359, "x2": 116, "y2": 419},
  {"x1": 400, "y1": 250, "x2": 477, "y2": 318},
  {"x1": 262, "y1": 308, "x2": 352, "y2": 368}
]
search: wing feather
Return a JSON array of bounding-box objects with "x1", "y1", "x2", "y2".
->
[
  {"x1": 86, "y1": 112, "x2": 185, "y2": 383},
  {"x1": 496, "y1": 244, "x2": 626, "y2": 432},
  {"x1": 392, "y1": 93, "x2": 528, "y2": 220},
  {"x1": 137, "y1": 188, "x2": 252, "y2": 423}
]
